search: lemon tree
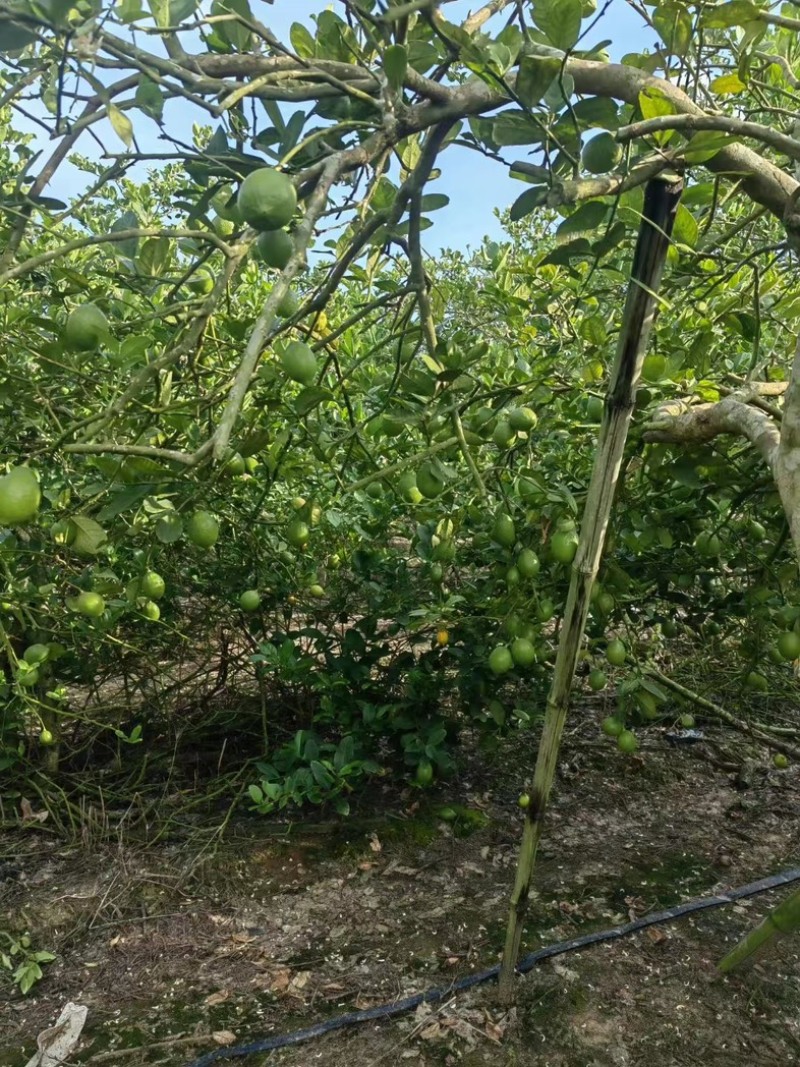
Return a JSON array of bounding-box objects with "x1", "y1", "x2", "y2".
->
[{"x1": 0, "y1": 0, "x2": 799, "y2": 908}]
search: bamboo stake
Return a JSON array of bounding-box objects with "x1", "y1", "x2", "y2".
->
[{"x1": 498, "y1": 176, "x2": 684, "y2": 999}]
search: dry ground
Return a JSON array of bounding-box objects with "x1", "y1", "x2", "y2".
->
[{"x1": 2, "y1": 717, "x2": 800, "y2": 1067}]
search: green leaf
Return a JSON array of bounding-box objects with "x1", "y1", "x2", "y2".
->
[
  {"x1": 419, "y1": 193, "x2": 449, "y2": 212},
  {"x1": 710, "y1": 72, "x2": 748, "y2": 95},
  {"x1": 638, "y1": 86, "x2": 678, "y2": 145},
  {"x1": 137, "y1": 236, "x2": 169, "y2": 276},
  {"x1": 169, "y1": 0, "x2": 199, "y2": 22},
  {"x1": 294, "y1": 386, "x2": 333, "y2": 416},
  {"x1": 541, "y1": 237, "x2": 592, "y2": 265},
  {"x1": 653, "y1": 2, "x2": 693, "y2": 56},
  {"x1": 383, "y1": 44, "x2": 408, "y2": 91},
  {"x1": 210, "y1": 0, "x2": 253, "y2": 51},
  {"x1": 579, "y1": 315, "x2": 608, "y2": 345},
  {"x1": 310, "y1": 759, "x2": 334, "y2": 788},
  {"x1": 701, "y1": 1, "x2": 762, "y2": 29},
  {"x1": 97, "y1": 487, "x2": 150, "y2": 521},
  {"x1": 147, "y1": 0, "x2": 169, "y2": 27},
  {"x1": 672, "y1": 204, "x2": 698, "y2": 248},
  {"x1": 509, "y1": 186, "x2": 548, "y2": 222},
  {"x1": 155, "y1": 512, "x2": 184, "y2": 543},
  {"x1": 117, "y1": 0, "x2": 147, "y2": 23},
  {"x1": 492, "y1": 110, "x2": 544, "y2": 146},
  {"x1": 290, "y1": 21, "x2": 315, "y2": 58},
  {"x1": 69, "y1": 515, "x2": 108, "y2": 556},
  {"x1": 683, "y1": 130, "x2": 736, "y2": 163},
  {"x1": 569, "y1": 97, "x2": 620, "y2": 128},
  {"x1": 543, "y1": 72, "x2": 574, "y2": 112},
  {"x1": 592, "y1": 221, "x2": 626, "y2": 258},
  {"x1": 556, "y1": 201, "x2": 609, "y2": 241},
  {"x1": 134, "y1": 77, "x2": 164, "y2": 122},
  {"x1": 532, "y1": 0, "x2": 582, "y2": 50},
  {"x1": 108, "y1": 105, "x2": 134, "y2": 149},
  {"x1": 515, "y1": 55, "x2": 561, "y2": 108},
  {"x1": 110, "y1": 211, "x2": 140, "y2": 259}
]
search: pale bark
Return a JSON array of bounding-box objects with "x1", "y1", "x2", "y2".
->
[{"x1": 643, "y1": 338, "x2": 800, "y2": 559}]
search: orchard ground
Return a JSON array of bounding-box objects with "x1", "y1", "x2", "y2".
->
[{"x1": 2, "y1": 681, "x2": 799, "y2": 1067}]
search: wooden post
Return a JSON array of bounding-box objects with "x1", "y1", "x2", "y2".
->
[{"x1": 498, "y1": 176, "x2": 684, "y2": 999}]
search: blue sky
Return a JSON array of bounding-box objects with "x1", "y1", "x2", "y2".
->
[{"x1": 17, "y1": 0, "x2": 653, "y2": 252}]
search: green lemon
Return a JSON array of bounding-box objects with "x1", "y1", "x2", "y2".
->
[
  {"x1": 416, "y1": 464, "x2": 445, "y2": 499},
  {"x1": 774, "y1": 753, "x2": 789, "y2": 769},
  {"x1": 75, "y1": 591, "x2": 106, "y2": 617},
  {"x1": 276, "y1": 288, "x2": 300, "y2": 318},
  {"x1": 491, "y1": 512, "x2": 516, "y2": 548},
  {"x1": 601, "y1": 715, "x2": 623, "y2": 737},
  {"x1": 585, "y1": 395, "x2": 604, "y2": 423},
  {"x1": 286, "y1": 518, "x2": 310, "y2": 548},
  {"x1": 237, "y1": 168, "x2": 297, "y2": 231},
  {"x1": 516, "y1": 548, "x2": 540, "y2": 578},
  {"x1": 281, "y1": 341, "x2": 317, "y2": 385},
  {"x1": 581, "y1": 131, "x2": 622, "y2": 174},
  {"x1": 510, "y1": 638, "x2": 537, "y2": 667},
  {"x1": 240, "y1": 589, "x2": 261, "y2": 612},
  {"x1": 694, "y1": 531, "x2": 721, "y2": 557},
  {"x1": 186, "y1": 511, "x2": 220, "y2": 548},
  {"x1": 617, "y1": 729, "x2": 638, "y2": 754},
  {"x1": 488, "y1": 645, "x2": 514, "y2": 675},
  {"x1": 432, "y1": 538, "x2": 456, "y2": 562},
  {"x1": 508, "y1": 406, "x2": 538, "y2": 432},
  {"x1": 642, "y1": 354, "x2": 666, "y2": 382},
  {"x1": 141, "y1": 600, "x2": 160, "y2": 621},
  {"x1": 255, "y1": 228, "x2": 294, "y2": 269},
  {"x1": 416, "y1": 759, "x2": 434, "y2": 787},
  {"x1": 0, "y1": 466, "x2": 41, "y2": 526},
  {"x1": 606, "y1": 638, "x2": 627, "y2": 666},
  {"x1": 39, "y1": 728, "x2": 55, "y2": 745},
  {"x1": 188, "y1": 269, "x2": 214, "y2": 295},
  {"x1": 65, "y1": 303, "x2": 109, "y2": 351},
  {"x1": 223, "y1": 452, "x2": 246, "y2": 476},
  {"x1": 536, "y1": 598, "x2": 555, "y2": 623},
  {"x1": 398, "y1": 471, "x2": 422, "y2": 504},
  {"x1": 746, "y1": 671, "x2": 768, "y2": 692},
  {"x1": 596, "y1": 592, "x2": 615, "y2": 615},
  {"x1": 492, "y1": 419, "x2": 515, "y2": 448},
  {"x1": 777, "y1": 630, "x2": 800, "y2": 661},
  {"x1": 23, "y1": 643, "x2": 49, "y2": 665},
  {"x1": 551, "y1": 524, "x2": 579, "y2": 564},
  {"x1": 589, "y1": 668, "x2": 607, "y2": 691},
  {"x1": 141, "y1": 571, "x2": 165, "y2": 599}
]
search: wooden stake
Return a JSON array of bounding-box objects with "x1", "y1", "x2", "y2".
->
[{"x1": 498, "y1": 177, "x2": 684, "y2": 999}]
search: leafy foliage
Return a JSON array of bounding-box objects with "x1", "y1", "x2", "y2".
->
[{"x1": 0, "y1": 1, "x2": 799, "y2": 832}]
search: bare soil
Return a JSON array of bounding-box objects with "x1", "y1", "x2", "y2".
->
[{"x1": 2, "y1": 719, "x2": 800, "y2": 1067}]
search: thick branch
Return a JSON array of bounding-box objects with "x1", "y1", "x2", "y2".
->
[
  {"x1": 643, "y1": 394, "x2": 780, "y2": 469},
  {"x1": 617, "y1": 113, "x2": 800, "y2": 163},
  {"x1": 462, "y1": 0, "x2": 515, "y2": 34}
]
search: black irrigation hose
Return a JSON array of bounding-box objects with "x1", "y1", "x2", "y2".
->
[{"x1": 186, "y1": 865, "x2": 800, "y2": 1067}]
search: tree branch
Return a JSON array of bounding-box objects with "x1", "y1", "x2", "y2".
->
[
  {"x1": 617, "y1": 112, "x2": 800, "y2": 163},
  {"x1": 643, "y1": 394, "x2": 780, "y2": 470},
  {"x1": 211, "y1": 156, "x2": 345, "y2": 462}
]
